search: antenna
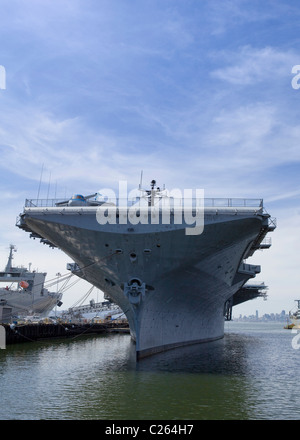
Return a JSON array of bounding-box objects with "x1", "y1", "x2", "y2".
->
[
  {"x1": 46, "y1": 171, "x2": 51, "y2": 202},
  {"x1": 139, "y1": 170, "x2": 143, "y2": 190},
  {"x1": 36, "y1": 163, "x2": 44, "y2": 200}
]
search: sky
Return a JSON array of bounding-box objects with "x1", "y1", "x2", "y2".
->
[{"x1": 0, "y1": 0, "x2": 300, "y2": 317}]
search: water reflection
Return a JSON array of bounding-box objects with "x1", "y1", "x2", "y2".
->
[
  {"x1": 135, "y1": 335, "x2": 251, "y2": 375},
  {"x1": 1, "y1": 323, "x2": 300, "y2": 420}
]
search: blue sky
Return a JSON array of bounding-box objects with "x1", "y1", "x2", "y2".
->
[{"x1": 0, "y1": 0, "x2": 300, "y2": 315}]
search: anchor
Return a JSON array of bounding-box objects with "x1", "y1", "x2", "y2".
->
[{"x1": 124, "y1": 278, "x2": 146, "y2": 305}]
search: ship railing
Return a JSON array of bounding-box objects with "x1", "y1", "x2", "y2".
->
[
  {"x1": 25, "y1": 197, "x2": 263, "y2": 209},
  {"x1": 25, "y1": 198, "x2": 70, "y2": 207},
  {"x1": 260, "y1": 237, "x2": 272, "y2": 246},
  {"x1": 268, "y1": 216, "x2": 277, "y2": 230},
  {"x1": 204, "y1": 198, "x2": 263, "y2": 208}
]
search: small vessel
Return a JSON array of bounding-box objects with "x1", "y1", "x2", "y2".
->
[
  {"x1": 62, "y1": 298, "x2": 124, "y2": 322},
  {"x1": 285, "y1": 300, "x2": 300, "y2": 329},
  {"x1": 0, "y1": 245, "x2": 63, "y2": 320},
  {"x1": 284, "y1": 322, "x2": 295, "y2": 330}
]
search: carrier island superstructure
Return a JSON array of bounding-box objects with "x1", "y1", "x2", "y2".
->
[{"x1": 17, "y1": 182, "x2": 276, "y2": 358}]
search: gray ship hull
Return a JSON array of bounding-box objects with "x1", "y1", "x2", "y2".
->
[
  {"x1": 0, "y1": 289, "x2": 61, "y2": 317},
  {"x1": 0, "y1": 245, "x2": 62, "y2": 319},
  {"x1": 17, "y1": 201, "x2": 274, "y2": 358}
]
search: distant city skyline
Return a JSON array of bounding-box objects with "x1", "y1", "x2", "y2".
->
[{"x1": 233, "y1": 308, "x2": 293, "y2": 321}]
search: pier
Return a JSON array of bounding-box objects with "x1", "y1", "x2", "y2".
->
[{"x1": 2, "y1": 320, "x2": 129, "y2": 345}]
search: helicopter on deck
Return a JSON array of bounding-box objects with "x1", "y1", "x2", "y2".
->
[{"x1": 55, "y1": 193, "x2": 103, "y2": 207}]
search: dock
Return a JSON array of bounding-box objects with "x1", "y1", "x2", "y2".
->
[{"x1": 2, "y1": 321, "x2": 130, "y2": 345}]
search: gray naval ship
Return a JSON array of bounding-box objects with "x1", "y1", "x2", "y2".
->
[
  {"x1": 17, "y1": 180, "x2": 276, "y2": 358},
  {"x1": 0, "y1": 244, "x2": 63, "y2": 319}
]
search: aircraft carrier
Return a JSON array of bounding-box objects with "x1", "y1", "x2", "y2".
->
[{"x1": 16, "y1": 181, "x2": 276, "y2": 358}]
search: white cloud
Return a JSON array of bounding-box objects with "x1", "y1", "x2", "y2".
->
[
  {"x1": 206, "y1": 0, "x2": 292, "y2": 36},
  {"x1": 211, "y1": 46, "x2": 296, "y2": 85},
  {"x1": 1, "y1": 0, "x2": 300, "y2": 316}
]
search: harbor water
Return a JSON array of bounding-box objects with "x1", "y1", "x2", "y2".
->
[{"x1": 0, "y1": 321, "x2": 300, "y2": 420}]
